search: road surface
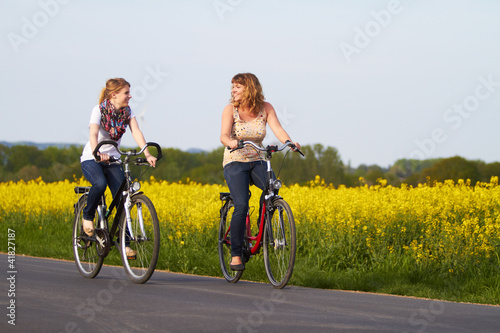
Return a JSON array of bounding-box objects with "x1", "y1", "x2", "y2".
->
[{"x1": 1, "y1": 254, "x2": 499, "y2": 332}]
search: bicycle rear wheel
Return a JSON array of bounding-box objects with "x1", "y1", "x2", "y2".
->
[
  {"x1": 72, "y1": 194, "x2": 104, "y2": 278},
  {"x1": 263, "y1": 198, "x2": 296, "y2": 289},
  {"x1": 119, "y1": 194, "x2": 160, "y2": 284},
  {"x1": 218, "y1": 201, "x2": 243, "y2": 283}
]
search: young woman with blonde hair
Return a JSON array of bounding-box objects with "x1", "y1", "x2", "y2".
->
[
  {"x1": 220, "y1": 73, "x2": 301, "y2": 271},
  {"x1": 80, "y1": 78, "x2": 157, "y2": 258}
]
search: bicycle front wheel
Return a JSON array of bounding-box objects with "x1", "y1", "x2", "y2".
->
[
  {"x1": 218, "y1": 201, "x2": 243, "y2": 283},
  {"x1": 72, "y1": 194, "x2": 104, "y2": 278},
  {"x1": 119, "y1": 194, "x2": 160, "y2": 284},
  {"x1": 263, "y1": 198, "x2": 296, "y2": 289}
]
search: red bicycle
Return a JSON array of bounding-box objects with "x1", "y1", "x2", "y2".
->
[{"x1": 218, "y1": 140, "x2": 304, "y2": 288}]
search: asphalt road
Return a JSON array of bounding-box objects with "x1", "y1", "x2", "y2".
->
[{"x1": 1, "y1": 254, "x2": 499, "y2": 333}]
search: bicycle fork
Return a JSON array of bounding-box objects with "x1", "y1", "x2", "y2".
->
[
  {"x1": 276, "y1": 206, "x2": 288, "y2": 249},
  {"x1": 123, "y1": 193, "x2": 148, "y2": 242},
  {"x1": 265, "y1": 203, "x2": 288, "y2": 250}
]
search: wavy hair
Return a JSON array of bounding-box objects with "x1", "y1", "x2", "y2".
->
[
  {"x1": 98, "y1": 78, "x2": 130, "y2": 104},
  {"x1": 230, "y1": 73, "x2": 265, "y2": 115}
]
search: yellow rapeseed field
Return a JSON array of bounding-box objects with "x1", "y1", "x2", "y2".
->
[{"x1": 2, "y1": 176, "x2": 500, "y2": 275}]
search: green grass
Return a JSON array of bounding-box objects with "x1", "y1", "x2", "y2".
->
[{"x1": 2, "y1": 212, "x2": 500, "y2": 305}]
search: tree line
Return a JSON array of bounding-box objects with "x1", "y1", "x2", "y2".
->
[{"x1": 1, "y1": 143, "x2": 500, "y2": 187}]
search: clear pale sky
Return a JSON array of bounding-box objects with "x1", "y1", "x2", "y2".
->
[{"x1": 1, "y1": 0, "x2": 499, "y2": 167}]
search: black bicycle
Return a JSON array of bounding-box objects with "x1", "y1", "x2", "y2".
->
[
  {"x1": 72, "y1": 140, "x2": 162, "y2": 284},
  {"x1": 219, "y1": 140, "x2": 304, "y2": 288}
]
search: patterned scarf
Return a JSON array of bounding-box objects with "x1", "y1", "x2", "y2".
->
[{"x1": 99, "y1": 99, "x2": 131, "y2": 141}]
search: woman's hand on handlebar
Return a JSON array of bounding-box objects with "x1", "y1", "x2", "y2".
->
[
  {"x1": 285, "y1": 140, "x2": 301, "y2": 151},
  {"x1": 145, "y1": 154, "x2": 157, "y2": 167},
  {"x1": 96, "y1": 152, "x2": 110, "y2": 162},
  {"x1": 290, "y1": 141, "x2": 301, "y2": 151},
  {"x1": 226, "y1": 139, "x2": 240, "y2": 150}
]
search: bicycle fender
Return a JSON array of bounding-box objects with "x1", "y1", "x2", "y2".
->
[
  {"x1": 271, "y1": 195, "x2": 283, "y2": 204},
  {"x1": 131, "y1": 191, "x2": 144, "y2": 198},
  {"x1": 220, "y1": 199, "x2": 232, "y2": 217}
]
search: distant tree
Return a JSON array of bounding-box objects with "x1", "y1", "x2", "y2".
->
[
  {"x1": 270, "y1": 144, "x2": 344, "y2": 186},
  {"x1": 187, "y1": 147, "x2": 225, "y2": 184},
  {"x1": 5, "y1": 145, "x2": 42, "y2": 173},
  {"x1": 317, "y1": 145, "x2": 344, "y2": 186},
  {"x1": 477, "y1": 161, "x2": 500, "y2": 182},
  {"x1": 149, "y1": 148, "x2": 193, "y2": 180},
  {"x1": 364, "y1": 165, "x2": 384, "y2": 185},
  {"x1": 0, "y1": 144, "x2": 8, "y2": 180},
  {"x1": 0, "y1": 144, "x2": 8, "y2": 166},
  {"x1": 4, "y1": 142, "x2": 497, "y2": 189},
  {"x1": 387, "y1": 158, "x2": 442, "y2": 186},
  {"x1": 16, "y1": 165, "x2": 41, "y2": 181},
  {"x1": 419, "y1": 156, "x2": 481, "y2": 184},
  {"x1": 389, "y1": 158, "x2": 441, "y2": 179}
]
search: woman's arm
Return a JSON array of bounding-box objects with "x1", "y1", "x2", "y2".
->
[
  {"x1": 265, "y1": 102, "x2": 301, "y2": 150},
  {"x1": 129, "y1": 117, "x2": 157, "y2": 167},
  {"x1": 89, "y1": 123, "x2": 111, "y2": 162},
  {"x1": 220, "y1": 104, "x2": 238, "y2": 149}
]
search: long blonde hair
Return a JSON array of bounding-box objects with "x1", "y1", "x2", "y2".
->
[
  {"x1": 230, "y1": 73, "x2": 265, "y2": 115},
  {"x1": 99, "y1": 78, "x2": 130, "y2": 104}
]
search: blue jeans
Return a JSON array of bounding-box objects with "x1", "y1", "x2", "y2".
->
[
  {"x1": 81, "y1": 160, "x2": 125, "y2": 221},
  {"x1": 223, "y1": 161, "x2": 275, "y2": 257}
]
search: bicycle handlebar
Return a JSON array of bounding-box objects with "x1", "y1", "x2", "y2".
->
[
  {"x1": 228, "y1": 140, "x2": 304, "y2": 157},
  {"x1": 93, "y1": 140, "x2": 163, "y2": 162}
]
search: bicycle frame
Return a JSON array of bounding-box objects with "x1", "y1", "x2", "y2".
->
[
  {"x1": 92, "y1": 140, "x2": 161, "y2": 248},
  {"x1": 224, "y1": 140, "x2": 302, "y2": 256},
  {"x1": 245, "y1": 201, "x2": 267, "y2": 255},
  {"x1": 103, "y1": 176, "x2": 131, "y2": 245}
]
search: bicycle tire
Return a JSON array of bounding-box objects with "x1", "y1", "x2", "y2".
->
[
  {"x1": 119, "y1": 194, "x2": 160, "y2": 284},
  {"x1": 263, "y1": 198, "x2": 296, "y2": 289},
  {"x1": 218, "y1": 201, "x2": 244, "y2": 283},
  {"x1": 72, "y1": 194, "x2": 104, "y2": 278}
]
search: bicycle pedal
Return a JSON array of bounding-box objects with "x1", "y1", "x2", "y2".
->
[{"x1": 126, "y1": 247, "x2": 137, "y2": 260}]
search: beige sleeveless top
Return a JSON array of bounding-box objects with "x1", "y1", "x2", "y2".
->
[{"x1": 222, "y1": 107, "x2": 267, "y2": 167}]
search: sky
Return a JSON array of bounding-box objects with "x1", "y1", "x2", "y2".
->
[{"x1": 1, "y1": 0, "x2": 499, "y2": 168}]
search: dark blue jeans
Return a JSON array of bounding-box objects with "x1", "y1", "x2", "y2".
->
[
  {"x1": 81, "y1": 160, "x2": 124, "y2": 221},
  {"x1": 223, "y1": 160, "x2": 275, "y2": 257}
]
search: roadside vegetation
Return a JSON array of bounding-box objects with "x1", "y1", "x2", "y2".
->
[{"x1": 1, "y1": 176, "x2": 499, "y2": 305}]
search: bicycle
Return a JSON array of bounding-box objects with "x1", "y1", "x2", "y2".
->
[
  {"x1": 72, "y1": 140, "x2": 162, "y2": 284},
  {"x1": 218, "y1": 140, "x2": 304, "y2": 289}
]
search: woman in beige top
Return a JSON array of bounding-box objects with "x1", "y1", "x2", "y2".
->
[{"x1": 220, "y1": 73, "x2": 301, "y2": 271}]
